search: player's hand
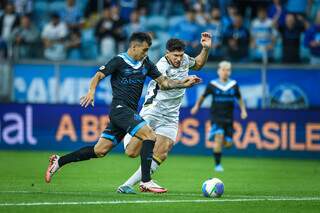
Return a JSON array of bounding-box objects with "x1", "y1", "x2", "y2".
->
[
  {"x1": 182, "y1": 75, "x2": 202, "y2": 88},
  {"x1": 80, "y1": 91, "x2": 95, "y2": 108},
  {"x1": 190, "y1": 106, "x2": 199, "y2": 115},
  {"x1": 241, "y1": 110, "x2": 248, "y2": 120},
  {"x1": 200, "y1": 32, "x2": 212, "y2": 49}
]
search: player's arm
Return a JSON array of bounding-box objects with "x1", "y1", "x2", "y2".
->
[
  {"x1": 191, "y1": 32, "x2": 212, "y2": 71},
  {"x1": 80, "y1": 72, "x2": 106, "y2": 107},
  {"x1": 148, "y1": 57, "x2": 201, "y2": 90},
  {"x1": 80, "y1": 57, "x2": 118, "y2": 108},
  {"x1": 238, "y1": 97, "x2": 248, "y2": 119},
  {"x1": 190, "y1": 84, "x2": 211, "y2": 115},
  {"x1": 190, "y1": 95, "x2": 206, "y2": 115},
  {"x1": 155, "y1": 75, "x2": 201, "y2": 90},
  {"x1": 235, "y1": 84, "x2": 248, "y2": 119}
]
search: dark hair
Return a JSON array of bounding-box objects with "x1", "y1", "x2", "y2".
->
[
  {"x1": 257, "y1": 6, "x2": 267, "y2": 13},
  {"x1": 129, "y1": 32, "x2": 152, "y2": 46},
  {"x1": 51, "y1": 13, "x2": 60, "y2": 19},
  {"x1": 166, "y1": 38, "x2": 186, "y2": 52},
  {"x1": 21, "y1": 14, "x2": 31, "y2": 20}
]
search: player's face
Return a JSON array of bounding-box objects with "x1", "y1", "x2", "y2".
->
[
  {"x1": 166, "y1": 51, "x2": 184, "y2": 68},
  {"x1": 132, "y1": 41, "x2": 150, "y2": 61},
  {"x1": 218, "y1": 67, "x2": 231, "y2": 81}
]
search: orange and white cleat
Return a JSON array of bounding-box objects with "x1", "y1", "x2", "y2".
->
[
  {"x1": 45, "y1": 155, "x2": 60, "y2": 183},
  {"x1": 139, "y1": 180, "x2": 168, "y2": 193}
]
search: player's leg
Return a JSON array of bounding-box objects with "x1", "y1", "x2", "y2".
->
[
  {"x1": 152, "y1": 120, "x2": 178, "y2": 165},
  {"x1": 116, "y1": 134, "x2": 141, "y2": 194},
  {"x1": 124, "y1": 134, "x2": 143, "y2": 158},
  {"x1": 223, "y1": 122, "x2": 234, "y2": 149},
  {"x1": 208, "y1": 123, "x2": 224, "y2": 172},
  {"x1": 118, "y1": 121, "x2": 177, "y2": 194},
  {"x1": 153, "y1": 134, "x2": 174, "y2": 163},
  {"x1": 109, "y1": 105, "x2": 165, "y2": 192},
  {"x1": 126, "y1": 125, "x2": 165, "y2": 193},
  {"x1": 45, "y1": 137, "x2": 114, "y2": 183},
  {"x1": 213, "y1": 134, "x2": 224, "y2": 172},
  {"x1": 125, "y1": 132, "x2": 174, "y2": 161},
  {"x1": 119, "y1": 134, "x2": 174, "y2": 192},
  {"x1": 45, "y1": 122, "x2": 119, "y2": 183},
  {"x1": 124, "y1": 113, "x2": 159, "y2": 159}
]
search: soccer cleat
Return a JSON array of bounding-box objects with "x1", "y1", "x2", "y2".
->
[
  {"x1": 45, "y1": 155, "x2": 60, "y2": 183},
  {"x1": 139, "y1": 180, "x2": 168, "y2": 193},
  {"x1": 117, "y1": 185, "x2": 136, "y2": 194},
  {"x1": 215, "y1": 164, "x2": 224, "y2": 172}
]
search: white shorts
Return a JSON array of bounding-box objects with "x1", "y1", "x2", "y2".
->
[{"x1": 123, "y1": 113, "x2": 178, "y2": 149}]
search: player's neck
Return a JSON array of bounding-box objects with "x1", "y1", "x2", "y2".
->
[
  {"x1": 127, "y1": 49, "x2": 140, "y2": 61},
  {"x1": 219, "y1": 78, "x2": 229, "y2": 83},
  {"x1": 165, "y1": 55, "x2": 173, "y2": 66}
]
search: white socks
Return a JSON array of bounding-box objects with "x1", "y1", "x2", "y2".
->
[{"x1": 123, "y1": 159, "x2": 160, "y2": 187}]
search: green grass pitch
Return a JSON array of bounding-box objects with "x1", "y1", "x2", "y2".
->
[{"x1": 0, "y1": 151, "x2": 320, "y2": 213}]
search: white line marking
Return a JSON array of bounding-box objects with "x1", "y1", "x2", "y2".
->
[
  {"x1": 1, "y1": 197, "x2": 320, "y2": 206},
  {"x1": 1, "y1": 191, "x2": 320, "y2": 199}
]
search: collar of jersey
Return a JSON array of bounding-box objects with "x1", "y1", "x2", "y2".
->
[
  {"x1": 211, "y1": 79, "x2": 236, "y2": 91},
  {"x1": 217, "y1": 79, "x2": 231, "y2": 85},
  {"x1": 118, "y1": 52, "x2": 143, "y2": 69}
]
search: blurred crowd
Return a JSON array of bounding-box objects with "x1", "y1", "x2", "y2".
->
[{"x1": 0, "y1": 0, "x2": 320, "y2": 64}]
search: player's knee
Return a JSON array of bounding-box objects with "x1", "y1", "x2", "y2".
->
[
  {"x1": 125, "y1": 148, "x2": 139, "y2": 158},
  {"x1": 159, "y1": 152, "x2": 168, "y2": 161},
  {"x1": 94, "y1": 138, "x2": 114, "y2": 157},
  {"x1": 154, "y1": 148, "x2": 168, "y2": 161},
  {"x1": 215, "y1": 135, "x2": 223, "y2": 142},
  {"x1": 140, "y1": 129, "x2": 156, "y2": 141},
  {"x1": 155, "y1": 141, "x2": 173, "y2": 161},
  {"x1": 163, "y1": 141, "x2": 173, "y2": 154},
  {"x1": 214, "y1": 143, "x2": 223, "y2": 152},
  {"x1": 94, "y1": 147, "x2": 108, "y2": 158},
  {"x1": 168, "y1": 140, "x2": 174, "y2": 150},
  {"x1": 214, "y1": 147, "x2": 222, "y2": 153},
  {"x1": 224, "y1": 141, "x2": 233, "y2": 149}
]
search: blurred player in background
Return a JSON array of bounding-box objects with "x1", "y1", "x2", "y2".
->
[
  {"x1": 45, "y1": 32, "x2": 201, "y2": 193},
  {"x1": 117, "y1": 32, "x2": 212, "y2": 194},
  {"x1": 191, "y1": 61, "x2": 247, "y2": 172}
]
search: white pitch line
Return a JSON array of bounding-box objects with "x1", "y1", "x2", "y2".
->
[
  {"x1": 0, "y1": 191, "x2": 319, "y2": 199},
  {"x1": 1, "y1": 197, "x2": 320, "y2": 207}
]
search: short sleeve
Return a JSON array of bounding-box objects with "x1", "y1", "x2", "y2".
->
[
  {"x1": 59, "y1": 23, "x2": 68, "y2": 38},
  {"x1": 187, "y1": 55, "x2": 196, "y2": 68},
  {"x1": 234, "y1": 83, "x2": 241, "y2": 99},
  {"x1": 202, "y1": 84, "x2": 212, "y2": 97},
  {"x1": 41, "y1": 25, "x2": 49, "y2": 39},
  {"x1": 156, "y1": 59, "x2": 169, "y2": 76},
  {"x1": 97, "y1": 57, "x2": 120, "y2": 76},
  {"x1": 146, "y1": 58, "x2": 162, "y2": 80}
]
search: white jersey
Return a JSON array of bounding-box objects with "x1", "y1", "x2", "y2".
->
[
  {"x1": 123, "y1": 54, "x2": 196, "y2": 146},
  {"x1": 140, "y1": 54, "x2": 196, "y2": 119}
]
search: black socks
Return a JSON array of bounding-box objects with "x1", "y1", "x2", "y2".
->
[
  {"x1": 214, "y1": 152, "x2": 222, "y2": 166},
  {"x1": 140, "y1": 140, "x2": 155, "y2": 182},
  {"x1": 58, "y1": 146, "x2": 97, "y2": 167}
]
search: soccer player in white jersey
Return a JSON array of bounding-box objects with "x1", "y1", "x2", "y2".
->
[{"x1": 117, "y1": 32, "x2": 212, "y2": 194}]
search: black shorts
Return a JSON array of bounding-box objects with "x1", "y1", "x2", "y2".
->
[
  {"x1": 208, "y1": 121, "x2": 233, "y2": 143},
  {"x1": 100, "y1": 105, "x2": 147, "y2": 146}
]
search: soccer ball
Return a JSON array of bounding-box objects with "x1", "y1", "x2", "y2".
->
[{"x1": 202, "y1": 178, "x2": 224, "y2": 198}]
